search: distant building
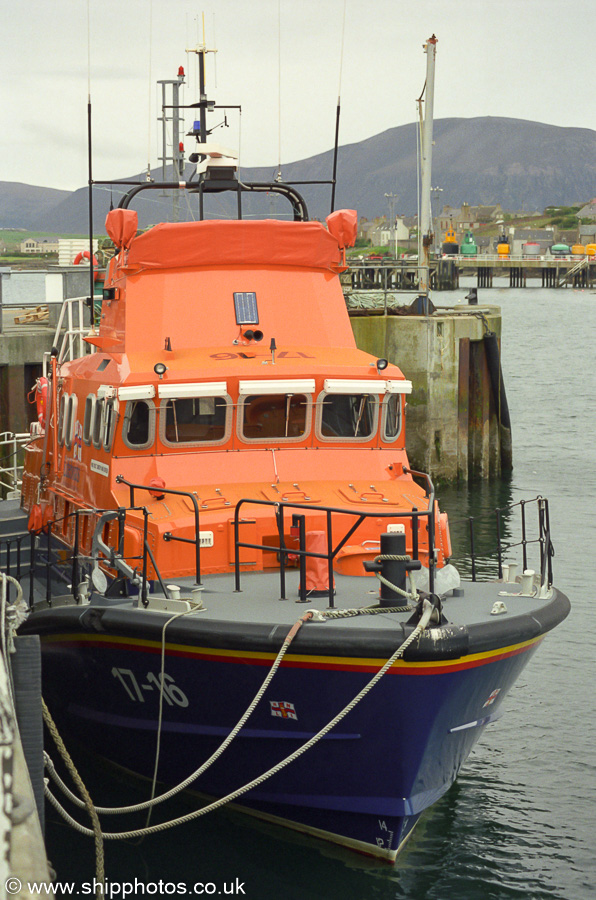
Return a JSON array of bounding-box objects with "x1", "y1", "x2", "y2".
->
[
  {"x1": 357, "y1": 216, "x2": 408, "y2": 248},
  {"x1": 510, "y1": 227, "x2": 555, "y2": 255},
  {"x1": 459, "y1": 203, "x2": 504, "y2": 230},
  {"x1": 579, "y1": 224, "x2": 596, "y2": 244},
  {"x1": 20, "y1": 238, "x2": 59, "y2": 254},
  {"x1": 437, "y1": 203, "x2": 504, "y2": 236},
  {"x1": 437, "y1": 207, "x2": 461, "y2": 234},
  {"x1": 577, "y1": 198, "x2": 596, "y2": 220}
]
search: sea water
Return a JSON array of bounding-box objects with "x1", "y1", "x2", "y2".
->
[{"x1": 41, "y1": 283, "x2": 596, "y2": 899}]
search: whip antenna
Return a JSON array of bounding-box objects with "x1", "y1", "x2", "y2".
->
[
  {"x1": 276, "y1": 1, "x2": 282, "y2": 182},
  {"x1": 146, "y1": 0, "x2": 154, "y2": 178},
  {"x1": 330, "y1": 0, "x2": 347, "y2": 212},
  {"x1": 86, "y1": 0, "x2": 95, "y2": 310}
]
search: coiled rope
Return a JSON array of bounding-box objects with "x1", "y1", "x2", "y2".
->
[{"x1": 43, "y1": 599, "x2": 434, "y2": 841}]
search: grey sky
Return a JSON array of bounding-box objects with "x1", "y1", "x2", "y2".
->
[{"x1": 1, "y1": 0, "x2": 593, "y2": 191}]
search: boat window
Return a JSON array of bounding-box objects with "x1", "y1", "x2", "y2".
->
[
  {"x1": 83, "y1": 395, "x2": 96, "y2": 445},
  {"x1": 240, "y1": 394, "x2": 309, "y2": 441},
  {"x1": 102, "y1": 398, "x2": 119, "y2": 451},
  {"x1": 64, "y1": 395, "x2": 78, "y2": 449},
  {"x1": 122, "y1": 400, "x2": 155, "y2": 450},
  {"x1": 161, "y1": 396, "x2": 230, "y2": 446},
  {"x1": 318, "y1": 393, "x2": 377, "y2": 440},
  {"x1": 382, "y1": 394, "x2": 402, "y2": 441},
  {"x1": 92, "y1": 398, "x2": 105, "y2": 449},
  {"x1": 57, "y1": 393, "x2": 68, "y2": 446}
]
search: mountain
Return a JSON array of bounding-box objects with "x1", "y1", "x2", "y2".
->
[
  {"x1": 0, "y1": 182, "x2": 71, "y2": 230},
  {"x1": 3, "y1": 117, "x2": 596, "y2": 232}
]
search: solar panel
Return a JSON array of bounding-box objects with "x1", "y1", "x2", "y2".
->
[{"x1": 233, "y1": 292, "x2": 259, "y2": 325}]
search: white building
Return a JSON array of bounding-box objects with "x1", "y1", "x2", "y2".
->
[{"x1": 58, "y1": 239, "x2": 99, "y2": 267}]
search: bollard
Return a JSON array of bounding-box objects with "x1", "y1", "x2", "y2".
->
[{"x1": 364, "y1": 531, "x2": 422, "y2": 608}]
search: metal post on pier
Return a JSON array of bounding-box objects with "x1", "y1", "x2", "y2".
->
[{"x1": 418, "y1": 34, "x2": 438, "y2": 300}]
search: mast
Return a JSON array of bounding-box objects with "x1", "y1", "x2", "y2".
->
[
  {"x1": 418, "y1": 34, "x2": 438, "y2": 297},
  {"x1": 157, "y1": 68, "x2": 186, "y2": 221}
]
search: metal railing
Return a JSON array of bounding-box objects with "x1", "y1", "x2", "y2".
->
[
  {"x1": 115, "y1": 475, "x2": 203, "y2": 586},
  {"x1": 0, "y1": 432, "x2": 30, "y2": 497},
  {"x1": 0, "y1": 503, "x2": 163, "y2": 609},
  {"x1": 43, "y1": 295, "x2": 96, "y2": 370},
  {"x1": 233, "y1": 468, "x2": 436, "y2": 608},
  {"x1": 466, "y1": 496, "x2": 553, "y2": 588},
  {"x1": 0, "y1": 482, "x2": 556, "y2": 609}
]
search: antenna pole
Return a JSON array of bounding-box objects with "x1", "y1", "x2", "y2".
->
[
  {"x1": 331, "y1": 1, "x2": 347, "y2": 214},
  {"x1": 198, "y1": 48, "x2": 206, "y2": 143},
  {"x1": 330, "y1": 98, "x2": 341, "y2": 213},
  {"x1": 87, "y1": 97, "x2": 95, "y2": 311}
]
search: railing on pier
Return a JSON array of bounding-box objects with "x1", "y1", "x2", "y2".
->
[
  {"x1": 558, "y1": 256, "x2": 590, "y2": 287},
  {"x1": 0, "y1": 432, "x2": 30, "y2": 498}
]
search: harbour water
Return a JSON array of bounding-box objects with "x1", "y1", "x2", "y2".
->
[{"x1": 41, "y1": 282, "x2": 595, "y2": 899}]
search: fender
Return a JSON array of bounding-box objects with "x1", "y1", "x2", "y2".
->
[{"x1": 35, "y1": 376, "x2": 49, "y2": 429}]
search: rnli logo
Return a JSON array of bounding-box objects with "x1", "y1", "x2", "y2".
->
[
  {"x1": 270, "y1": 701, "x2": 297, "y2": 720},
  {"x1": 483, "y1": 689, "x2": 501, "y2": 708}
]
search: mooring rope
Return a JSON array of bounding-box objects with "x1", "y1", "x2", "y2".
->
[{"x1": 42, "y1": 699, "x2": 105, "y2": 896}]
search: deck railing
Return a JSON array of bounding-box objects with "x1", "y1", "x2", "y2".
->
[
  {"x1": 1, "y1": 487, "x2": 554, "y2": 609},
  {"x1": 466, "y1": 496, "x2": 553, "y2": 588},
  {"x1": 233, "y1": 468, "x2": 436, "y2": 608},
  {"x1": 0, "y1": 503, "x2": 161, "y2": 609},
  {"x1": 43, "y1": 296, "x2": 96, "y2": 371}
]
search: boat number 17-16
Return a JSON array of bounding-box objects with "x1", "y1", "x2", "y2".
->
[{"x1": 111, "y1": 667, "x2": 189, "y2": 707}]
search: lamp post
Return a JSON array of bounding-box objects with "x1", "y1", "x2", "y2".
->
[
  {"x1": 418, "y1": 35, "x2": 438, "y2": 296},
  {"x1": 432, "y1": 186, "x2": 443, "y2": 253}
]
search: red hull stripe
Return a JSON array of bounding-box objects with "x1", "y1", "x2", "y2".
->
[{"x1": 42, "y1": 632, "x2": 543, "y2": 675}]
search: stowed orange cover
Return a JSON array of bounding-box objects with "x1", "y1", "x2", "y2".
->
[
  {"x1": 105, "y1": 209, "x2": 138, "y2": 249},
  {"x1": 123, "y1": 218, "x2": 345, "y2": 271},
  {"x1": 326, "y1": 209, "x2": 357, "y2": 248}
]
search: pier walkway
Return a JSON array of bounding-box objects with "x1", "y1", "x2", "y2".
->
[{"x1": 348, "y1": 255, "x2": 596, "y2": 291}]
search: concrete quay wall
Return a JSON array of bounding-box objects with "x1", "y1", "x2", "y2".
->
[{"x1": 350, "y1": 305, "x2": 508, "y2": 482}]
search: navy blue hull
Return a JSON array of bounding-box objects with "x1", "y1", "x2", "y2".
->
[{"x1": 39, "y1": 627, "x2": 541, "y2": 859}]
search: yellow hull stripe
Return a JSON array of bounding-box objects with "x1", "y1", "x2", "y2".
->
[{"x1": 41, "y1": 631, "x2": 544, "y2": 673}]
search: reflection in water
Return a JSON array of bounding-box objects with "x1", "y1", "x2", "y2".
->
[{"x1": 437, "y1": 475, "x2": 550, "y2": 582}]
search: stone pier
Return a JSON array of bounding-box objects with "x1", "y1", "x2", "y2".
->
[{"x1": 349, "y1": 304, "x2": 510, "y2": 482}]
